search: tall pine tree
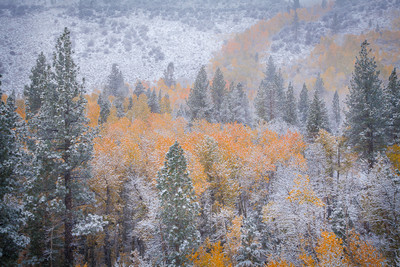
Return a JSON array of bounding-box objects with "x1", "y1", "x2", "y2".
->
[
  {"x1": 30, "y1": 28, "x2": 95, "y2": 266},
  {"x1": 187, "y1": 66, "x2": 212, "y2": 122},
  {"x1": 345, "y1": 40, "x2": 386, "y2": 167},
  {"x1": 332, "y1": 90, "x2": 341, "y2": 134},
  {"x1": 298, "y1": 83, "x2": 309, "y2": 125},
  {"x1": 0, "y1": 83, "x2": 29, "y2": 265},
  {"x1": 210, "y1": 67, "x2": 226, "y2": 121},
  {"x1": 157, "y1": 141, "x2": 200, "y2": 266},
  {"x1": 385, "y1": 68, "x2": 400, "y2": 145},
  {"x1": 307, "y1": 88, "x2": 330, "y2": 139},
  {"x1": 284, "y1": 82, "x2": 297, "y2": 125}
]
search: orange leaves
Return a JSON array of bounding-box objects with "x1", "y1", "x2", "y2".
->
[
  {"x1": 287, "y1": 174, "x2": 324, "y2": 207},
  {"x1": 314, "y1": 231, "x2": 348, "y2": 266},
  {"x1": 347, "y1": 230, "x2": 386, "y2": 266},
  {"x1": 387, "y1": 144, "x2": 400, "y2": 172},
  {"x1": 189, "y1": 239, "x2": 232, "y2": 267}
]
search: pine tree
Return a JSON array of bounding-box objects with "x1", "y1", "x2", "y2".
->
[
  {"x1": 284, "y1": 82, "x2": 297, "y2": 125},
  {"x1": 322, "y1": 0, "x2": 327, "y2": 8},
  {"x1": 275, "y1": 69, "x2": 286, "y2": 119},
  {"x1": 157, "y1": 141, "x2": 200, "y2": 266},
  {"x1": 134, "y1": 81, "x2": 145, "y2": 97},
  {"x1": 307, "y1": 89, "x2": 330, "y2": 139},
  {"x1": 344, "y1": 40, "x2": 386, "y2": 167},
  {"x1": 98, "y1": 93, "x2": 111, "y2": 124},
  {"x1": 210, "y1": 67, "x2": 226, "y2": 121},
  {"x1": 24, "y1": 52, "x2": 50, "y2": 118},
  {"x1": 332, "y1": 90, "x2": 341, "y2": 134},
  {"x1": 298, "y1": 83, "x2": 309, "y2": 125},
  {"x1": 31, "y1": 28, "x2": 95, "y2": 266},
  {"x1": 255, "y1": 80, "x2": 267, "y2": 122},
  {"x1": 187, "y1": 66, "x2": 212, "y2": 122},
  {"x1": 114, "y1": 97, "x2": 125, "y2": 118},
  {"x1": 231, "y1": 83, "x2": 251, "y2": 126},
  {"x1": 220, "y1": 86, "x2": 233, "y2": 124},
  {"x1": 148, "y1": 88, "x2": 160, "y2": 113},
  {"x1": 236, "y1": 217, "x2": 264, "y2": 266},
  {"x1": 104, "y1": 63, "x2": 128, "y2": 98},
  {"x1": 0, "y1": 83, "x2": 29, "y2": 265},
  {"x1": 385, "y1": 68, "x2": 400, "y2": 145},
  {"x1": 160, "y1": 93, "x2": 172, "y2": 114},
  {"x1": 315, "y1": 73, "x2": 326, "y2": 96},
  {"x1": 163, "y1": 62, "x2": 176, "y2": 88}
]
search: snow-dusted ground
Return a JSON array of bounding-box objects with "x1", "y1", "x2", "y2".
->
[{"x1": 0, "y1": 7, "x2": 257, "y2": 93}]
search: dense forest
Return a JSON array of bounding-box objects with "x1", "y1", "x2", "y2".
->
[{"x1": 1, "y1": 0, "x2": 400, "y2": 267}]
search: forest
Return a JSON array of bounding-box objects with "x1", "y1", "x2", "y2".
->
[{"x1": 1, "y1": 1, "x2": 400, "y2": 267}]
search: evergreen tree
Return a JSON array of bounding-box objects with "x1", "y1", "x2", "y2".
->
[
  {"x1": 163, "y1": 62, "x2": 176, "y2": 88},
  {"x1": 210, "y1": 67, "x2": 226, "y2": 121},
  {"x1": 236, "y1": 217, "x2": 264, "y2": 266},
  {"x1": 315, "y1": 73, "x2": 326, "y2": 96},
  {"x1": 114, "y1": 97, "x2": 125, "y2": 118},
  {"x1": 275, "y1": 69, "x2": 286, "y2": 119},
  {"x1": 30, "y1": 28, "x2": 95, "y2": 266},
  {"x1": 332, "y1": 90, "x2": 341, "y2": 133},
  {"x1": 298, "y1": 83, "x2": 309, "y2": 125},
  {"x1": 322, "y1": 0, "x2": 327, "y2": 8},
  {"x1": 157, "y1": 141, "x2": 200, "y2": 266},
  {"x1": 231, "y1": 83, "x2": 251, "y2": 126},
  {"x1": 385, "y1": 68, "x2": 400, "y2": 145},
  {"x1": 344, "y1": 40, "x2": 386, "y2": 167},
  {"x1": 307, "y1": 89, "x2": 330, "y2": 139},
  {"x1": 0, "y1": 83, "x2": 29, "y2": 265},
  {"x1": 293, "y1": 0, "x2": 300, "y2": 9},
  {"x1": 148, "y1": 88, "x2": 160, "y2": 113},
  {"x1": 284, "y1": 82, "x2": 297, "y2": 125},
  {"x1": 24, "y1": 52, "x2": 50, "y2": 118},
  {"x1": 255, "y1": 80, "x2": 267, "y2": 122},
  {"x1": 104, "y1": 63, "x2": 128, "y2": 98},
  {"x1": 220, "y1": 86, "x2": 233, "y2": 124},
  {"x1": 187, "y1": 66, "x2": 212, "y2": 122},
  {"x1": 134, "y1": 81, "x2": 145, "y2": 97},
  {"x1": 98, "y1": 93, "x2": 110, "y2": 124}
]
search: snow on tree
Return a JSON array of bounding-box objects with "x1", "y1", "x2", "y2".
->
[
  {"x1": 24, "y1": 52, "x2": 50, "y2": 118},
  {"x1": 306, "y1": 88, "x2": 330, "y2": 139},
  {"x1": 344, "y1": 40, "x2": 386, "y2": 167},
  {"x1": 298, "y1": 83, "x2": 309, "y2": 126},
  {"x1": 104, "y1": 63, "x2": 128, "y2": 98},
  {"x1": 231, "y1": 82, "x2": 252, "y2": 126},
  {"x1": 97, "y1": 92, "x2": 111, "y2": 124},
  {"x1": 284, "y1": 82, "x2": 297, "y2": 125},
  {"x1": 0, "y1": 83, "x2": 29, "y2": 265},
  {"x1": 210, "y1": 67, "x2": 226, "y2": 122},
  {"x1": 187, "y1": 65, "x2": 212, "y2": 122},
  {"x1": 163, "y1": 62, "x2": 176, "y2": 88},
  {"x1": 148, "y1": 88, "x2": 161, "y2": 113},
  {"x1": 157, "y1": 141, "x2": 200, "y2": 266},
  {"x1": 134, "y1": 81, "x2": 146, "y2": 97},
  {"x1": 27, "y1": 28, "x2": 96, "y2": 266},
  {"x1": 236, "y1": 216, "x2": 264, "y2": 266},
  {"x1": 315, "y1": 73, "x2": 326, "y2": 97},
  {"x1": 331, "y1": 90, "x2": 341, "y2": 134},
  {"x1": 385, "y1": 68, "x2": 400, "y2": 145}
]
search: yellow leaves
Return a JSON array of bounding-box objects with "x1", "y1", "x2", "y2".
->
[
  {"x1": 189, "y1": 239, "x2": 232, "y2": 267},
  {"x1": 266, "y1": 259, "x2": 295, "y2": 267},
  {"x1": 347, "y1": 230, "x2": 386, "y2": 267},
  {"x1": 387, "y1": 144, "x2": 400, "y2": 172},
  {"x1": 224, "y1": 215, "x2": 243, "y2": 264},
  {"x1": 314, "y1": 231, "x2": 348, "y2": 267},
  {"x1": 287, "y1": 175, "x2": 324, "y2": 207}
]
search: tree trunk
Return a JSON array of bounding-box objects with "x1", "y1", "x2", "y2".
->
[{"x1": 64, "y1": 170, "x2": 74, "y2": 267}]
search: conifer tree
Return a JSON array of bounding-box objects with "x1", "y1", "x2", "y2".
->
[
  {"x1": 210, "y1": 67, "x2": 226, "y2": 121},
  {"x1": 24, "y1": 52, "x2": 50, "y2": 118},
  {"x1": 298, "y1": 83, "x2": 309, "y2": 125},
  {"x1": 157, "y1": 141, "x2": 200, "y2": 266},
  {"x1": 134, "y1": 81, "x2": 145, "y2": 97},
  {"x1": 284, "y1": 82, "x2": 297, "y2": 125},
  {"x1": 385, "y1": 68, "x2": 400, "y2": 145},
  {"x1": 255, "y1": 81, "x2": 267, "y2": 122},
  {"x1": 307, "y1": 89, "x2": 330, "y2": 139},
  {"x1": 332, "y1": 90, "x2": 341, "y2": 133},
  {"x1": 104, "y1": 63, "x2": 128, "y2": 98},
  {"x1": 187, "y1": 66, "x2": 212, "y2": 122},
  {"x1": 148, "y1": 88, "x2": 160, "y2": 113},
  {"x1": 0, "y1": 83, "x2": 29, "y2": 265},
  {"x1": 275, "y1": 69, "x2": 286, "y2": 119},
  {"x1": 31, "y1": 28, "x2": 95, "y2": 266},
  {"x1": 231, "y1": 83, "x2": 251, "y2": 126},
  {"x1": 160, "y1": 93, "x2": 172, "y2": 114},
  {"x1": 315, "y1": 73, "x2": 326, "y2": 96},
  {"x1": 220, "y1": 86, "x2": 233, "y2": 124},
  {"x1": 293, "y1": 10, "x2": 299, "y2": 41},
  {"x1": 163, "y1": 62, "x2": 176, "y2": 88},
  {"x1": 98, "y1": 92, "x2": 111, "y2": 124},
  {"x1": 236, "y1": 217, "x2": 264, "y2": 266},
  {"x1": 345, "y1": 40, "x2": 386, "y2": 167}
]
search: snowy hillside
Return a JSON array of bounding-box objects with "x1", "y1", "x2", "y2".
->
[{"x1": 0, "y1": 1, "x2": 286, "y2": 92}]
